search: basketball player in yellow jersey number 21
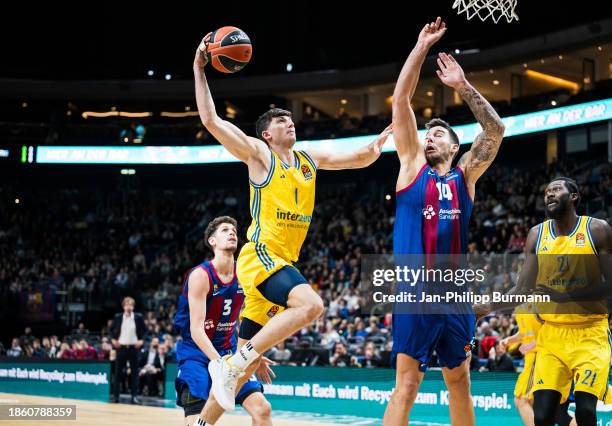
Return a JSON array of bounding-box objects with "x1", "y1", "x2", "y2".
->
[
  {"x1": 478, "y1": 177, "x2": 612, "y2": 426},
  {"x1": 193, "y1": 33, "x2": 393, "y2": 411}
]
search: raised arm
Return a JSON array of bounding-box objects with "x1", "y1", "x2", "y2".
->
[
  {"x1": 435, "y1": 53, "x2": 505, "y2": 193},
  {"x1": 305, "y1": 124, "x2": 392, "y2": 170},
  {"x1": 187, "y1": 268, "x2": 221, "y2": 361},
  {"x1": 393, "y1": 18, "x2": 446, "y2": 171},
  {"x1": 193, "y1": 36, "x2": 268, "y2": 166}
]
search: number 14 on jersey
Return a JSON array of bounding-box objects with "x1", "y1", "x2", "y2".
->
[{"x1": 436, "y1": 183, "x2": 453, "y2": 201}]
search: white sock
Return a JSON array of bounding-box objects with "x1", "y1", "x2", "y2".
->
[
  {"x1": 193, "y1": 416, "x2": 207, "y2": 426},
  {"x1": 228, "y1": 341, "x2": 260, "y2": 370}
]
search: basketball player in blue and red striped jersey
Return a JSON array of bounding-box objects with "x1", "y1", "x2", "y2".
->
[
  {"x1": 174, "y1": 216, "x2": 274, "y2": 426},
  {"x1": 383, "y1": 18, "x2": 505, "y2": 425}
]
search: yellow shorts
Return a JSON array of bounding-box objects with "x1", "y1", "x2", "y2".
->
[
  {"x1": 532, "y1": 321, "x2": 611, "y2": 403},
  {"x1": 514, "y1": 352, "x2": 537, "y2": 399},
  {"x1": 237, "y1": 242, "x2": 290, "y2": 327}
]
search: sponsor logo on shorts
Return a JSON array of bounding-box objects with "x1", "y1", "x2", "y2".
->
[
  {"x1": 267, "y1": 305, "x2": 280, "y2": 318},
  {"x1": 464, "y1": 339, "x2": 475, "y2": 356}
]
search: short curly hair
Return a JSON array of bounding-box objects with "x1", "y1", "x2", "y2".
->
[{"x1": 204, "y1": 216, "x2": 237, "y2": 248}]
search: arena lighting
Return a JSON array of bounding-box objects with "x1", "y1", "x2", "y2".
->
[
  {"x1": 160, "y1": 111, "x2": 200, "y2": 118},
  {"x1": 120, "y1": 169, "x2": 136, "y2": 175},
  {"x1": 0, "y1": 149, "x2": 9, "y2": 158},
  {"x1": 82, "y1": 111, "x2": 153, "y2": 119},
  {"x1": 525, "y1": 70, "x2": 580, "y2": 93},
  {"x1": 34, "y1": 97, "x2": 612, "y2": 164}
]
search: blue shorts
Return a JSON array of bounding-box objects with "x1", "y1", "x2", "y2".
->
[
  {"x1": 392, "y1": 313, "x2": 475, "y2": 372},
  {"x1": 175, "y1": 353, "x2": 263, "y2": 408}
]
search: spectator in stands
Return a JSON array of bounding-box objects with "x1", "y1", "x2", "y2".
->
[
  {"x1": 138, "y1": 337, "x2": 164, "y2": 397},
  {"x1": 97, "y1": 337, "x2": 112, "y2": 360},
  {"x1": 163, "y1": 335, "x2": 176, "y2": 362},
  {"x1": 481, "y1": 341, "x2": 515, "y2": 372},
  {"x1": 20, "y1": 327, "x2": 34, "y2": 346},
  {"x1": 359, "y1": 341, "x2": 382, "y2": 368},
  {"x1": 268, "y1": 341, "x2": 292, "y2": 365},
  {"x1": 41, "y1": 337, "x2": 54, "y2": 357},
  {"x1": 31, "y1": 338, "x2": 45, "y2": 358},
  {"x1": 49, "y1": 336, "x2": 60, "y2": 357},
  {"x1": 57, "y1": 342, "x2": 73, "y2": 359},
  {"x1": 6, "y1": 338, "x2": 22, "y2": 357},
  {"x1": 330, "y1": 342, "x2": 356, "y2": 367},
  {"x1": 110, "y1": 296, "x2": 146, "y2": 404},
  {"x1": 77, "y1": 339, "x2": 97, "y2": 360}
]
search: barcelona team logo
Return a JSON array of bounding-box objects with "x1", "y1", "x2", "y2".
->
[
  {"x1": 301, "y1": 164, "x2": 313, "y2": 181},
  {"x1": 576, "y1": 232, "x2": 585, "y2": 247},
  {"x1": 267, "y1": 305, "x2": 280, "y2": 318}
]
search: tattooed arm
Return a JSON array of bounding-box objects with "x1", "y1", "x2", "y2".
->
[{"x1": 435, "y1": 53, "x2": 505, "y2": 197}]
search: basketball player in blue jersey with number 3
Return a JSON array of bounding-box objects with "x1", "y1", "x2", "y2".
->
[
  {"x1": 383, "y1": 18, "x2": 506, "y2": 425},
  {"x1": 174, "y1": 216, "x2": 275, "y2": 426}
]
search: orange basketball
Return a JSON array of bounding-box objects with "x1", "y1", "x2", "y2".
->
[{"x1": 206, "y1": 26, "x2": 252, "y2": 74}]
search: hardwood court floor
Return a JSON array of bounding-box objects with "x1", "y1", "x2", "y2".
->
[{"x1": 0, "y1": 393, "x2": 336, "y2": 426}]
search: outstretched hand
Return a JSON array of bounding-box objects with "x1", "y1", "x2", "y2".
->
[
  {"x1": 418, "y1": 17, "x2": 447, "y2": 48},
  {"x1": 194, "y1": 33, "x2": 212, "y2": 69},
  {"x1": 436, "y1": 52, "x2": 467, "y2": 90},
  {"x1": 371, "y1": 124, "x2": 394, "y2": 156},
  {"x1": 255, "y1": 356, "x2": 277, "y2": 384}
]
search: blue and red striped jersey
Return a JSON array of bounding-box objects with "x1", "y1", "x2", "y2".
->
[
  {"x1": 394, "y1": 164, "x2": 473, "y2": 255},
  {"x1": 173, "y1": 261, "x2": 244, "y2": 361}
]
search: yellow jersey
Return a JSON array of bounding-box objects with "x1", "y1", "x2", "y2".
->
[
  {"x1": 535, "y1": 215, "x2": 607, "y2": 326},
  {"x1": 245, "y1": 149, "x2": 317, "y2": 263},
  {"x1": 514, "y1": 303, "x2": 543, "y2": 353}
]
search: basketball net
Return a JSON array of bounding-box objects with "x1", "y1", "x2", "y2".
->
[{"x1": 452, "y1": 0, "x2": 518, "y2": 23}]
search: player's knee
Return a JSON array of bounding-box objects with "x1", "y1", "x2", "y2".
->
[
  {"x1": 305, "y1": 296, "x2": 324, "y2": 320},
  {"x1": 444, "y1": 369, "x2": 470, "y2": 391},
  {"x1": 574, "y1": 402, "x2": 596, "y2": 424},
  {"x1": 250, "y1": 399, "x2": 272, "y2": 420},
  {"x1": 393, "y1": 379, "x2": 420, "y2": 402},
  {"x1": 533, "y1": 409, "x2": 555, "y2": 426},
  {"x1": 513, "y1": 396, "x2": 527, "y2": 408}
]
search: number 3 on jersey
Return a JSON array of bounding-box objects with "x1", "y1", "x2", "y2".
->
[
  {"x1": 222, "y1": 299, "x2": 232, "y2": 315},
  {"x1": 436, "y1": 183, "x2": 453, "y2": 201}
]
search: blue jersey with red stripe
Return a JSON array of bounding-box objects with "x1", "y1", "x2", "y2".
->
[
  {"x1": 173, "y1": 261, "x2": 244, "y2": 362},
  {"x1": 394, "y1": 164, "x2": 473, "y2": 255}
]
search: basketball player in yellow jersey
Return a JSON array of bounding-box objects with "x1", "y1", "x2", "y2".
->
[
  {"x1": 193, "y1": 35, "x2": 393, "y2": 412},
  {"x1": 500, "y1": 304, "x2": 544, "y2": 425},
  {"x1": 477, "y1": 177, "x2": 611, "y2": 426}
]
